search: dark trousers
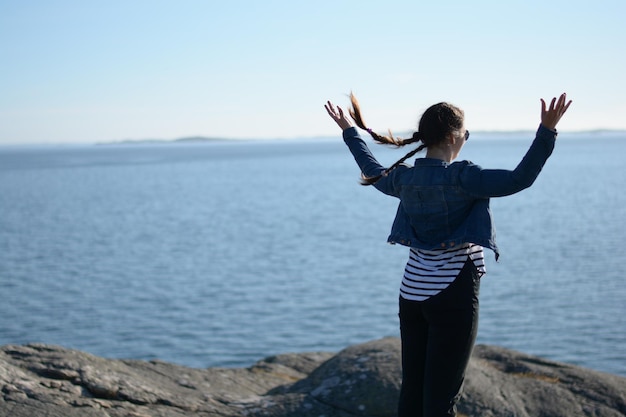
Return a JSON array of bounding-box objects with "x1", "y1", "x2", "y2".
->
[{"x1": 398, "y1": 258, "x2": 480, "y2": 417}]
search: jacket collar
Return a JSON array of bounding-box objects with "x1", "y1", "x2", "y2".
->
[{"x1": 413, "y1": 157, "x2": 450, "y2": 167}]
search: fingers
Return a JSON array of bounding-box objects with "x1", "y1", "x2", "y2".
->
[
  {"x1": 557, "y1": 94, "x2": 564, "y2": 107},
  {"x1": 325, "y1": 100, "x2": 353, "y2": 130},
  {"x1": 540, "y1": 93, "x2": 572, "y2": 130},
  {"x1": 325, "y1": 101, "x2": 347, "y2": 120},
  {"x1": 557, "y1": 93, "x2": 572, "y2": 114},
  {"x1": 556, "y1": 94, "x2": 566, "y2": 113},
  {"x1": 562, "y1": 98, "x2": 572, "y2": 113},
  {"x1": 552, "y1": 94, "x2": 572, "y2": 116},
  {"x1": 554, "y1": 93, "x2": 571, "y2": 111},
  {"x1": 325, "y1": 101, "x2": 338, "y2": 118},
  {"x1": 541, "y1": 93, "x2": 572, "y2": 114}
]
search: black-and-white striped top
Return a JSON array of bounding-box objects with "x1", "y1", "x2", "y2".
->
[{"x1": 400, "y1": 243, "x2": 486, "y2": 302}]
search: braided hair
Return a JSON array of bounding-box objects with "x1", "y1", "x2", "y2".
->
[{"x1": 348, "y1": 93, "x2": 464, "y2": 185}]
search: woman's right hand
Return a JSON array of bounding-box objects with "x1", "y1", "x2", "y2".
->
[
  {"x1": 541, "y1": 93, "x2": 572, "y2": 131},
  {"x1": 325, "y1": 101, "x2": 353, "y2": 131}
]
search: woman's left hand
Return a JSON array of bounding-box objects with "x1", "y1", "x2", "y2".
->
[
  {"x1": 540, "y1": 93, "x2": 572, "y2": 131},
  {"x1": 325, "y1": 101, "x2": 353, "y2": 131}
]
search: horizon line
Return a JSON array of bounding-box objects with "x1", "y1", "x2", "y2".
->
[{"x1": 1, "y1": 128, "x2": 626, "y2": 147}]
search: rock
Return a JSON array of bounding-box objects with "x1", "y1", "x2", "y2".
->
[
  {"x1": 278, "y1": 337, "x2": 401, "y2": 416},
  {"x1": 1, "y1": 338, "x2": 625, "y2": 417},
  {"x1": 462, "y1": 345, "x2": 626, "y2": 417}
]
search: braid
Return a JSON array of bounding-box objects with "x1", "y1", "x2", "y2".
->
[
  {"x1": 349, "y1": 92, "x2": 411, "y2": 147},
  {"x1": 361, "y1": 144, "x2": 427, "y2": 186},
  {"x1": 348, "y1": 95, "x2": 465, "y2": 186},
  {"x1": 348, "y1": 92, "x2": 435, "y2": 186}
]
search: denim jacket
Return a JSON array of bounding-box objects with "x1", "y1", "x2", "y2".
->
[{"x1": 343, "y1": 125, "x2": 557, "y2": 260}]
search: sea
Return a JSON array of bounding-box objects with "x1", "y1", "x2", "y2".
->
[{"x1": 1, "y1": 131, "x2": 625, "y2": 377}]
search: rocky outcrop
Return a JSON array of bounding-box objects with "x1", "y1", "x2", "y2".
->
[{"x1": 1, "y1": 338, "x2": 625, "y2": 417}]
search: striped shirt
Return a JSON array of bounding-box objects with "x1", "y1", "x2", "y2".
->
[{"x1": 400, "y1": 243, "x2": 486, "y2": 302}]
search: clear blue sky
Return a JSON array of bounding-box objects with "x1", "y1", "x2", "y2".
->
[{"x1": 1, "y1": 0, "x2": 624, "y2": 144}]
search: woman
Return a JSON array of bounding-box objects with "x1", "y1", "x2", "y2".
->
[{"x1": 324, "y1": 93, "x2": 571, "y2": 417}]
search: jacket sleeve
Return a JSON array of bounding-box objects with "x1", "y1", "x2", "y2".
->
[
  {"x1": 459, "y1": 124, "x2": 557, "y2": 198},
  {"x1": 342, "y1": 127, "x2": 401, "y2": 197}
]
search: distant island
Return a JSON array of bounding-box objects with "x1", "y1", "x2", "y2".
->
[
  {"x1": 95, "y1": 129, "x2": 626, "y2": 146},
  {"x1": 97, "y1": 136, "x2": 232, "y2": 146}
]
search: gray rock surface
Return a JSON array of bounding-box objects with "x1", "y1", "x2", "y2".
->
[{"x1": 1, "y1": 338, "x2": 624, "y2": 417}]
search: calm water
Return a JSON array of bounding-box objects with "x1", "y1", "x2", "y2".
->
[{"x1": 1, "y1": 133, "x2": 625, "y2": 377}]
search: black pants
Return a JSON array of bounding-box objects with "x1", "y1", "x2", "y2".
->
[{"x1": 398, "y1": 258, "x2": 480, "y2": 417}]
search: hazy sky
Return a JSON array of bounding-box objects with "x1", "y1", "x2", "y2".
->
[{"x1": 1, "y1": 0, "x2": 624, "y2": 144}]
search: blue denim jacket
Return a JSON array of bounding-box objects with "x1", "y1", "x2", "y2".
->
[{"x1": 343, "y1": 125, "x2": 557, "y2": 260}]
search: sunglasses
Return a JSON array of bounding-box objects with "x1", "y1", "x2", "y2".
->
[{"x1": 464, "y1": 130, "x2": 470, "y2": 141}]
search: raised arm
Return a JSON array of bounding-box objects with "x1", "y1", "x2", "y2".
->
[
  {"x1": 325, "y1": 100, "x2": 401, "y2": 195},
  {"x1": 461, "y1": 93, "x2": 572, "y2": 198}
]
